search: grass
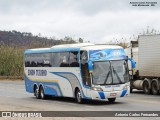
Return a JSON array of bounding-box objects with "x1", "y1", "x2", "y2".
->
[{"x1": 0, "y1": 45, "x2": 24, "y2": 79}]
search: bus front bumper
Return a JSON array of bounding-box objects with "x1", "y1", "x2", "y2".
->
[{"x1": 89, "y1": 88, "x2": 130, "y2": 100}]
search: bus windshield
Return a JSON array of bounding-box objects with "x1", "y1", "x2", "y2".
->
[{"x1": 92, "y1": 60, "x2": 129, "y2": 85}]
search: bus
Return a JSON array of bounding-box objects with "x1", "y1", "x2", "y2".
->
[{"x1": 24, "y1": 43, "x2": 130, "y2": 103}]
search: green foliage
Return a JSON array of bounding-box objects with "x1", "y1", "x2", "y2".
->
[{"x1": 0, "y1": 45, "x2": 24, "y2": 78}]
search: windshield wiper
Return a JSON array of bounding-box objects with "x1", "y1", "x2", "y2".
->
[
  {"x1": 104, "y1": 71, "x2": 111, "y2": 84},
  {"x1": 112, "y1": 66, "x2": 123, "y2": 83}
]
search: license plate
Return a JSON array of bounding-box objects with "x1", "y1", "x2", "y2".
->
[
  {"x1": 110, "y1": 93, "x2": 117, "y2": 96},
  {"x1": 105, "y1": 85, "x2": 111, "y2": 88}
]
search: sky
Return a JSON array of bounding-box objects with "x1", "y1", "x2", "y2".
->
[{"x1": 0, "y1": 0, "x2": 160, "y2": 43}]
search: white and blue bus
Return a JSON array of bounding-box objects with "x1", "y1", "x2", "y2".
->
[{"x1": 24, "y1": 43, "x2": 130, "y2": 103}]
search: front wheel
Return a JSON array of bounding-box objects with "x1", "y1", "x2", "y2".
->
[
  {"x1": 108, "y1": 98, "x2": 116, "y2": 103},
  {"x1": 75, "y1": 89, "x2": 83, "y2": 104}
]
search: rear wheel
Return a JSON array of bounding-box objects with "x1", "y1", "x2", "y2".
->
[
  {"x1": 75, "y1": 89, "x2": 83, "y2": 104},
  {"x1": 151, "y1": 81, "x2": 159, "y2": 95},
  {"x1": 108, "y1": 98, "x2": 116, "y2": 103},
  {"x1": 40, "y1": 86, "x2": 46, "y2": 99},
  {"x1": 143, "y1": 81, "x2": 151, "y2": 94},
  {"x1": 34, "y1": 86, "x2": 40, "y2": 99}
]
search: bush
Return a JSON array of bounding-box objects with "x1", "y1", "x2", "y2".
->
[{"x1": 0, "y1": 45, "x2": 24, "y2": 79}]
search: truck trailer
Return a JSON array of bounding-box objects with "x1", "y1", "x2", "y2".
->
[{"x1": 125, "y1": 35, "x2": 160, "y2": 95}]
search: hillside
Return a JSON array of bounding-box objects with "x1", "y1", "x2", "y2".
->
[{"x1": 0, "y1": 30, "x2": 76, "y2": 48}]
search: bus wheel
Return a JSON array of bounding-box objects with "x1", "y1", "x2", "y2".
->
[
  {"x1": 151, "y1": 81, "x2": 159, "y2": 95},
  {"x1": 40, "y1": 86, "x2": 46, "y2": 99},
  {"x1": 143, "y1": 81, "x2": 151, "y2": 94},
  {"x1": 75, "y1": 89, "x2": 83, "y2": 104},
  {"x1": 34, "y1": 86, "x2": 40, "y2": 99},
  {"x1": 108, "y1": 98, "x2": 116, "y2": 103}
]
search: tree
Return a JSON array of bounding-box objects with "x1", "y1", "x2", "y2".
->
[
  {"x1": 141, "y1": 26, "x2": 160, "y2": 35},
  {"x1": 78, "y1": 38, "x2": 83, "y2": 43}
]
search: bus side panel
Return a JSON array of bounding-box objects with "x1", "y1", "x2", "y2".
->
[
  {"x1": 24, "y1": 67, "x2": 92, "y2": 99},
  {"x1": 25, "y1": 72, "x2": 78, "y2": 97},
  {"x1": 24, "y1": 74, "x2": 34, "y2": 93},
  {"x1": 43, "y1": 85, "x2": 59, "y2": 96},
  {"x1": 25, "y1": 75, "x2": 63, "y2": 96}
]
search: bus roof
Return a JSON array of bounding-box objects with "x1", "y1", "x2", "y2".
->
[
  {"x1": 25, "y1": 43, "x2": 123, "y2": 54},
  {"x1": 81, "y1": 45, "x2": 122, "y2": 50},
  {"x1": 51, "y1": 43, "x2": 94, "y2": 48}
]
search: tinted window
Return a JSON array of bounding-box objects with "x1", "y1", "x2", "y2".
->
[
  {"x1": 51, "y1": 52, "x2": 79, "y2": 67},
  {"x1": 51, "y1": 53, "x2": 60, "y2": 67},
  {"x1": 25, "y1": 51, "x2": 80, "y2": 67},
  {"x1": 80, "y1": 51, "x2": 91, "y2": 86},
  {"x1": 25, "y1": 53, "x2": 51, "y2": 67},
  {"x1": 51, "y1": 52, "x2": 69, "y2": 67},
  {"x1": 59, "y1": 52, "x2": 69, "y2": 67},
  {"x1": 80, "y1": 51, "x2": 88, "y2": 64},
  {"x1": 69, "y1": 51, "x2": 79, "y2": 67},
  {"x1": 25, "y1": 54, "x2": 31, "y2": 67}
]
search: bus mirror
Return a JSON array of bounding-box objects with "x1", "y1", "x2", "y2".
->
[{"x1": 88, "y1": 61, "x2": 93, "y2": 71}]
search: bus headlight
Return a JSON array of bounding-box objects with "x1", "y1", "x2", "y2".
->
[
  {"x1": 91, "y1": 87, "x2": 103, "y2": 91},
  {"x1": 123, "y1": 85, "x2": 130, "y2": 90}
]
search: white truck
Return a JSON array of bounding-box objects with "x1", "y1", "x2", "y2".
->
[{"x1": 125, "y1": 35, "x2": 160, "y2": 95}]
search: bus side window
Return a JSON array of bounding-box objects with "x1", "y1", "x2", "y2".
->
[
  {"x1": 59, "y1": 52, "x2": 69, "y2": 67},
  {"x1": 36, "y1": 53, "x2": 51, "y2": 67},
  {"x1": 30, "y1": 54, "x2": 37, "y2": 67},
  {"x1": 25, "y1": 54, "x2": 30, "y2": 67},
  {"x1": 51, "y1": 53, "x2": 60, "y2": 67},
  {"x1": 42, "y1": 53, "x2": 52, "y2": 67},
  {"x1": 69, "y1": 51, "x2": 79, "y2": 67},
  {"x1": 25, "y1": 53, "x2": 52, "y2": 67},
  {"x1": 36, "y1": 54, "x2": 43, "y2": 67},
  {"x1": 80, "y1": 51, "x2": 91, "y2": 87}
]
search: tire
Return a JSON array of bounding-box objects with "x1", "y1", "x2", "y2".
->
[
  {"x1": 39, "y1": 86, "x2": 46, "y2": 99},
  {"x1": 108, "y1": 98, "x2": 116, "y2": 103},
  {"x1": 143, "y1": 81, "x2": 151, "y2": 94},
  {"x1": 34, "y1": 86, "x2": 40, "y2": 99},
  {"x1": 151, "y1": 81, "x2": 159, "y2": 95},
  {"x1": 75, "y1": 89, "x2": 83, "y2": 104}
]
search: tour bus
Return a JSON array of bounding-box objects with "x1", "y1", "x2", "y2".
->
[{"x1": 24, "y1": 43, "x2": 130, "y2": 103}]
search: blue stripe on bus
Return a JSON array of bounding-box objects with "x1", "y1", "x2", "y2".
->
[
  {"x1": 24, "y1": 74, "x2": 63, "y2": 96},
  {"x1": 50, "y1": 72, "x2": 92, "y2": 99},
  {"x1": 50, "y1": 72, "x2": 74, "y2": 96},
  {"x1": 120, "y1": 89, "x2": 127, "y2": 97},
  {"x1": 98, "y1": 91, "x2": 105, "y2": 99}
]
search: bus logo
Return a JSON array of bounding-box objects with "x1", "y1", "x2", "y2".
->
[{"x1": 112, "y1": 50, "x2": 121, "y2": 56}]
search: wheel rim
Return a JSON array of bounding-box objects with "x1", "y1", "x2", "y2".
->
[{"x1": 77, "y1": 91, "x2": 81, "y2": 103}]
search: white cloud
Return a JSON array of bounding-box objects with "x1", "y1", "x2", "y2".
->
[{"x1": 0, "y1": 0, "x2": 160, "y2": 43}]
